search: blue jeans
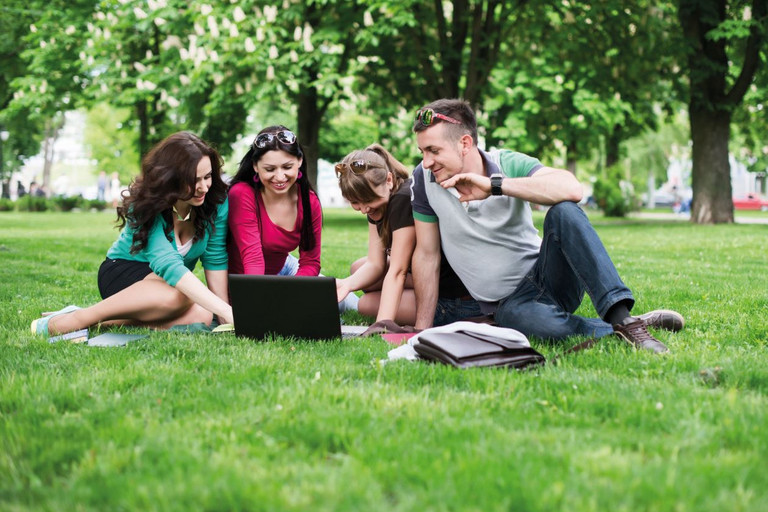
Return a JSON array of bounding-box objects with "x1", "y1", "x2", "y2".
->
[
  {"x1": 433, "y1": 296, "x2": 483, "y2": 326},
  {"x1": 279, "y1": 254, "x2": 299, "y2": 276},
  {"x1": 280, "y1": 254, "x2": 358, "y2": 313},
  {"x1": 494, "y1": 202, "x2": 634, "y2": 340}
]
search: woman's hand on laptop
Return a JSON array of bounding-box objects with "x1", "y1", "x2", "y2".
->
[{"x1": 218, "y1": 305, "x2": 234, "y2": 326}]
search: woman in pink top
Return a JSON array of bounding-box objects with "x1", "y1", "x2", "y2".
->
[{"x1": 227, "y1": 126, "x2": 322, "y2": 277}]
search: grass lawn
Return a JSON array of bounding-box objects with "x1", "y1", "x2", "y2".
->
[
  {"x1": 734, "y1": 209, "x2": 768, "y2": 219},
  {"x1": 1, "y1": 208, "x2": 767, "y2": 511},
  {"x1": 639, "y1": 206, "x2": 768, "y2": 221}
]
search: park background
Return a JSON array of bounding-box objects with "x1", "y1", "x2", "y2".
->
[
  {"x1": 1, "y1": 1, "x2": 768, "y2": 511},
  {"x1": 1, "y1": 1, "x2": 767, "y2": 221}
]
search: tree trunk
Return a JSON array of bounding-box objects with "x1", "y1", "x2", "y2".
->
[
  {"x1": 566, "y1": 141, "x2": 577, "y2": 175},
  {"x1": 41, "y1": 120, "x2": 59, "y2": 197},
  {"x1": 679, "y1": 0, "x2": 766, "y2": 224},
  {"x1": 689, "y1": 107, "x2": 733, "y2": 223},
  {"x1": 605, "y1": 125, "x2": 622, "y2": 169},
  {"x1": 297, "y1": 86, "x2": 321, "y2": 189},
  {"x1": 41, "y1": 135, "x2": 53, "y2": 195}
]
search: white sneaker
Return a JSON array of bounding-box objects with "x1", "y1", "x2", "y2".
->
[{"x1": 338, "y1": 293, "x2": 360, "y2": 313}]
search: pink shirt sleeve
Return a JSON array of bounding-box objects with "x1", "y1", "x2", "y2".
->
[
  {"x1": 295, "y1": 191, "x2": 323, "y2": 276},
  {"x1": 227, "y1": 182, "x2": 266, "y2": 275}
]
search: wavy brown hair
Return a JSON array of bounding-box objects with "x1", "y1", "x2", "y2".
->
[
  {"x1": 116, "y1": 131, "x2": 227, "y2": 254},
  {"x1": 336, "y1": 144, "x2": 409, "y2": 248}
]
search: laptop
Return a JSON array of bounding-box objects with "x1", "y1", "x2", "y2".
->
[{"x1": 228, "y1": 274, "x2": 367, "y2": 340}]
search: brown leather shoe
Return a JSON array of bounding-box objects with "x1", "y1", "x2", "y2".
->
[
  {"x1": 613, "y1": 317, "x2": 669, "y2": 353},
  {"x1": 636, "y1": 309, "x2": 684, "y2": 332}
]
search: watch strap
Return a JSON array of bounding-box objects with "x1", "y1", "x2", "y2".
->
[{"x1": 490, "y1": 173, "x2": 504, "y2": 196}]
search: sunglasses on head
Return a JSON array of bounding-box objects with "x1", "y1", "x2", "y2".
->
[
  {"x1": 415, "y1": 108, "x2": 461, "y2": 126},
  {"x1": 253, "y1": 130, "x2": 297, "y2": 149},
  {"x1": 334, "y1": 160, "x2": 371, "y2": 177}
]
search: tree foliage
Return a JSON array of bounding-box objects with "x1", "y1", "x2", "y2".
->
[
  {"x1": 487, "y1": 1, "x2": 680, "y2": 175},
  {"x1": 84, "y1": 103, "x2": 140, "y2": 183},
  {"x1": 0, "y1": 1, "x2": 67, "y2": 179},
  {"x1": 1, "y1": 0, "x2": 765, "y2": 217}
]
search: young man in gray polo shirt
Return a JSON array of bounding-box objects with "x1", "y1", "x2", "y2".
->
[{"x1": 409, "y1": 98, "x2": 683, "y2": 353}]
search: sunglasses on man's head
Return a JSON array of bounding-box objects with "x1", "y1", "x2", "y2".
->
[
  {"x1": 415, "y1": 108, "x2": 461, "y2": 127},
  {"x1": 334, "y1": 160, "x2": 371, "y2": 178},
  {"x1": 253, "y1": 130, "x2": 297, "y2": 149}
]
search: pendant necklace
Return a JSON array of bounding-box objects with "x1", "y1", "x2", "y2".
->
[{"x1": 173, "y1": 206, "x2": 192, "y2": 221}]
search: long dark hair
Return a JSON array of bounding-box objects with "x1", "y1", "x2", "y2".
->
[
  {"x1": 229, "y1": 125, "x2": 317, "y2": 251},
  {"x1": 117, "y1": 131, "x2": 227, "y2": 253},
  {"x1": 337, "y1": 144, "x2": 409, "y2": 248}
]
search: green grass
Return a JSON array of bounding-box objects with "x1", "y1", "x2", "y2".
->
[
  {"x1": 1, "y1": 209, "x2": 767, "y2": 511},
  {"x1": 639, "y1": 206, "x2": 768, "y2": 220},
  {"x1": 734, "y1": 209, "x2": 768, "y2": 219}
]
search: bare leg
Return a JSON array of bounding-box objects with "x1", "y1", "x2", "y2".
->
[
  {"x1": 96, "y1": 304, "x2": 213, "y2": 330},
  {"x1": 44, "y1": 274, "x2": 212, "y2": 335}
]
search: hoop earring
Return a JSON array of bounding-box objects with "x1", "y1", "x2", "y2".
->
[
  {"x1": 253, "y1": 174, "x2": 260, "y2": 183},
  {"x1": 298, "y1": 171, "x2": 303, "y2": 179}
]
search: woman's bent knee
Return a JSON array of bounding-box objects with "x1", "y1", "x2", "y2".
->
[
  {"x1": 161, "y1": 290, "x2": 194, "y2": 317},
  {"x1": 358, "y1": 293, "x2": 380, "y2": 318}
]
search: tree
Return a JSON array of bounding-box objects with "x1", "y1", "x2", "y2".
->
[
  {"x1": 11, "y1": 0, "x2": 257, "y2": 167},
  {"x1": 319, "y1": 107, "x2": 382, "y2": 164},
  {"x1": 143, "y1": 1, "x2": 372, "y2": 185},
  {"x1": 486, "y1": 1, "x2": 681, "y2": 179},
  {"x1": 253, "y1": 1, "x2": 367, "y2": 187},
  {"x1": 84, "y1": 102, "x2": 140, "y2": 184},
  {"x1": 0, "y1": 1, "x2": 77, "y2": 186},
  {"x1": 678, "y1": 0, "x2": 767, "y2": 224},
  {"x1": 85, "y1": 0, "x2": 199, "y2": 158},
  {"x1": 360, "y1": 0, "x2": 529, "y2": 109},
  {"x1": 731, "y1": 42, "x2": 768, "y2": 182}
]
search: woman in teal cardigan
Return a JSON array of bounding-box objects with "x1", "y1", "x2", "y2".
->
[{"x1": 32, "y1": 131, "x2": 233, "y2": 336}]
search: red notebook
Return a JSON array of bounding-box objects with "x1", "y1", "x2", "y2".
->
[{"x1": 381, "y1": 332, "x2": 418, "y2": 345}]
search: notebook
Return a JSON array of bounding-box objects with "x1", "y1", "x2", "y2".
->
[
  {"x1": 87, "y1": 333, "x2": 148, "y2": 347},
  {"x1": 228, "y1": 274, "x2": 366, "y2": 340}
]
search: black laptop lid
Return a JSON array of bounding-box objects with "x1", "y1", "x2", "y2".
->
[{"x1": 229, "y1": 274, "x2": 342, "y2": 340}]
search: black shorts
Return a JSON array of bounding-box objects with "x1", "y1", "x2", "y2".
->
[{"x1": 97, "y1": 258, "x2": 154, "y2": 299}]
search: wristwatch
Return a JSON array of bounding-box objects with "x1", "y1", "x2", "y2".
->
[{"x1": 490, "y1": 173, "x2": 504, "y2": 196}]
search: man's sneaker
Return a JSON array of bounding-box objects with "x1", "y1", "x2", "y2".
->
[
  {"x1": 636, "y1": 309, "x2": 684, "y2": 332},
  {"x1": 613, "y1": 317, "x2": 669, "y2": 353}
]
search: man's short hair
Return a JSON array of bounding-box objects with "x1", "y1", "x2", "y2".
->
[{"x1": 412, "y1": 98, "x2": 478, "y2": 145}]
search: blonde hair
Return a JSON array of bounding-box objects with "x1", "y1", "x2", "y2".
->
[{"x1": 337, "y1": 144, "x2": 410, "y2": 248}]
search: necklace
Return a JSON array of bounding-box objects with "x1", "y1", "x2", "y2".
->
[{"x1": 173, "y1": 206, "x2": 192, "y2": 221}]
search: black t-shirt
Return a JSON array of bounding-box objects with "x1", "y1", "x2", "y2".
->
[
  {"x1": 438, "y1": 250, "x2": 471, "y2": 299},
  {"x1": 368, "y1": 178, "x2": 414, "y2": 250},
  {"x1": 366, "y1": 178, "x2": 470, "y2": 299}
]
